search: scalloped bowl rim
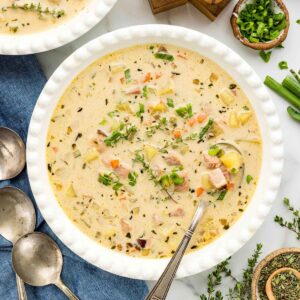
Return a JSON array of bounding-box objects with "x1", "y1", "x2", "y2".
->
[
  {"x1": 0, "y1": 0, "x2": 118, "y2": 55},
  {"x1": 27, "y1": 24, "x2": 284, "y2": 280}
]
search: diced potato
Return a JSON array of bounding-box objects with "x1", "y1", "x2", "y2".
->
[
  {"x1": 201, "y1": 173, "x2": 214, "y2": 191},
  {"x1": 152, "y1": 102, "x2": 167, "y2": 113},
  {"x1": 178, "y1": 143, "x2": 189, "y2": 154},
  {"x1": 84, "y1": 148, "x2": 99, "y2": 163},
  {"x1": 66, "y1": 184, "x2": 77, "y2": 198},
  {"x1": 110, "y1": 118, "x2": 121, "y2": 131},
  {"x1": 103, "y1": 227, "x2": 117, "y2": 237},
  {"x1": 132, "y1": 207, "x2": 140, "y2": 215},
  {"x1": 116, "y1": 102, "x2": 132, "y2": 113},
  {"x1": 160, "y1": 223, "x2": 175, "y2": 237},
  {"x1": 144, "y1": 144, "x2": 158, "y2": 161},
  {"x1": 229, "y1": 111, "x2": 240, "y2": 128},
  {"x1": 142, "y1": 249, "x2": 150, "y2": 256},
  {"x1": 211, "y1": 122, "x2": 224, "y2": 137},
  {"x1": 220, "y1": 151, "x2": 243, "y2": 171},
  {"x1": 220, "y1": 88, "x2": 234, "y2": 105},
  {"x1": 238, "y1": 111, "x2": 252, "y2": 125},
  {"x1": 209, "y1": 73, "x2": 218, "y2": 82},
  {"x1": 110, "y1": 62, "x2": 126, "y2": 73},
  {"x1": 54, "y1": 183, "x2": 63, "y2": 191},
  {"x1": 158, "y1": 81, "x2": 174, "y2": 96}
]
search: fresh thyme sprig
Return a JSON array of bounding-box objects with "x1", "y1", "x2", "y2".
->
[
  {"x1": 145, "y1": 117, "x2": 169, "y2": 137},
  {"x1": 4, "y1": 3, "x2": 65, "y2": 19},
  {"x1": 132, "y1": 151, "x2": 178, "y2": 203},
  {"x1": 274, "y1": 198, "x2": 300, "y2": 240},
  {"x1": 200, "y1": 244, "x2": 263, "y2": 300},
  {"x1": 104, "y1": 123, "x2": 137, "y2": 147}
]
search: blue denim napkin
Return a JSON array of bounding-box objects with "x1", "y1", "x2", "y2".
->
[{"x1": 0, "y1": 55, "x2": 148, "y2": 300}]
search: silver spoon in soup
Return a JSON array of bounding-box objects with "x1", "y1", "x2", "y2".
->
[{"x1": 145, "y1": 142, "x2": 244, "y2": 300}]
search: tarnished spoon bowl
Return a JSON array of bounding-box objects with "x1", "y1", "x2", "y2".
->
[
  {"x1": 0, "y1": 127, "x2": 26, "y2": 180},
  {"x1": 0, "y1": 186, "x2": 36, "y2": 300},
  {"x1": 0, "y1": 186, "x2": 36, "y2": 244},
  {"x1": 12, "y1": 232, "x2": 79, "y2": 300}
]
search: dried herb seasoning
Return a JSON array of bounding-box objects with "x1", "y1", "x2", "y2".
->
[
  {"x1": 270, "y1": 270, "x2": 300, "y2": 300},
  {"x1": 258, "y1": 252, "x2": 300, "y2": 300}
]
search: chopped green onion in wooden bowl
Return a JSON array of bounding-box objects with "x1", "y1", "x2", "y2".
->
[{"x1": 231, "y1": 0, "x2": 289, "y2": 50}]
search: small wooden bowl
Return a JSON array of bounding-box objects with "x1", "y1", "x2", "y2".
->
[
  {"x1": 230, "y1": 0, "x2": 290, "y2": 50},
  {"x1": 251, "y1": 248, "x2": 300, "y2": 300}
]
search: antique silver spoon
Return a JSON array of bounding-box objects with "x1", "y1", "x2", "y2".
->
[
  {"x1": 0, "y1": 127, "x2": 26, "y2": 180},
  {"x1": 12, "y1": 232, "x2": 79, "y2": 300},
  {"x1": 0, "y1": 187, "x2": 36, "y2": 300},
  {"x1": 145, "y1": 142, "x2": 244, "y2": 300}
]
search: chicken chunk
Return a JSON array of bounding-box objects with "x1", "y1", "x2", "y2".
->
[
  {"x1": 114, "y1": 164, "x2": 131, "y2": 178},
  {"x1": 209, "y1": 168, "x2": 227, "y2": 189},
  {"x1": 169, "y1": 208, "x2": 185, "y2": 217}
]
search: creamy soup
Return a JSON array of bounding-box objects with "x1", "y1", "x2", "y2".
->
[
  {"x1": 47, "y1": 44, "x2": 262, "y2": 258},
  {"x1": 0, "y1": 0, "x2": 89, "y2": 34}
]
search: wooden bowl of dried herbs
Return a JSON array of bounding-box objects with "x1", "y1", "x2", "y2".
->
[
  {"x1": 231, "y1": 0, "x2": 290, "y2": 50},
  {"x1": 251, "y1": 248, "x2": 300, "y2": 300}
]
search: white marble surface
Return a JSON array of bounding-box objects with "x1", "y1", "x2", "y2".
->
[{"x1": 37, "y1": 1, "x2": 300, "y2": 298}]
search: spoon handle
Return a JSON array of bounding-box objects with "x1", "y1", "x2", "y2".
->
[
  {"x1": 145, "y1": 201, "x2": 207, "y2": 300},
  {"x1": 55, "y1": 278, "x2": 79, "y2": 300},
  {"x1": 16, "y1": 274, "x2": 27, "y2": 300}
]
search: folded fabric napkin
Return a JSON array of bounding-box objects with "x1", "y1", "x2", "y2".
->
[{"x1": 0, "y1": 55, "x2": 148, "y2": 300}]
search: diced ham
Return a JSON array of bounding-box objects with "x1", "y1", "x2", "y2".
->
[
  {"x1": 163, "y1": 153, "x2": 182, "y2": 166},
  {"x1": 169, "y1": 208, "x2": 185, "y2": 217},
  {"x1": 114, "y1": 164, "x2": 131, "y2": 178},
  {"x1": 152, "y1": 165, "x2": 163, "y2": 178},
  {"x1": 120, "y1": 219, "x2": 131, "y2": 234},
  {"x1": 152, "y1": 213, "x2": 163, "y2": 226},
  {"x1": 124, "y1": 86, "x2": 141, "y2": 95},
  {"x1": 220, "y1": 165, "x2": 231, "y2": 182},
  {"x1": 203, "y1": 153, "x2": 221, "y2": 169},
  {"x1": 174, "y1": 173, "x2": 190, "y2": 192},
  {"x1": 209, "y1": 168, "x2": 227, "y2": 189}
]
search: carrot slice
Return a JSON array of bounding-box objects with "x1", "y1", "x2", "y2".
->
[
  {"x1": 173, "y1": 130, "x2": 182, "y2": 139},
  {"x1": 197, "y1": 114, "x2": 207, "y2": 123},
  {"x1": 227, "y1": 182, "x2": 235, "y2": 191},
  {"x1": 143, "y1": 72, "x2": 151, "y2": 83},
  {"x1": 187, "y1": 118, "x2": 196, "y2": 127},
  {"x1": 155, "y1": 72, "x2": 162, "y2": 79},
  {"x1": 196, "y1": 187, "x2": 205, "y2": 197},
  {"x1": 110, "y1": 159, "x2": 120, "y2": 169}
]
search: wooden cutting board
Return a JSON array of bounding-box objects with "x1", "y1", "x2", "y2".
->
[
  {"x1": 189, "y1": 0, "x2": 231, "y2": 21},
  {"x1": 148, "y1": 0, "x2": 231, "y2": 20},
  {"x1": 148, "y1": 0, "x2": 188, "y2": 14}
]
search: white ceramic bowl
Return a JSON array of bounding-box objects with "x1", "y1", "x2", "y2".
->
[
  {"x1": 0, "y1": 0, "x2": 117, "y2": 55},
  {"x1": 27, "y1": 25, "x2": 284, "y2": 280}
]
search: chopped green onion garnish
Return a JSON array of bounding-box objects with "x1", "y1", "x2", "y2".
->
[
  {"x1": 278, "y1": 61, "x2": 288, "y2": 70},
  {"x1": 246, "y1": 175, "x2": 253, "y2": 184},
  {"x1": 259, "y1": 50, "x2": 272, "y2": 63},
  {"x1": 154, "y1": 52, "x2": 174, "y2": 62},
  {"x1": 167, "y1": 98, "x2": 174, "y2": 108}
]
